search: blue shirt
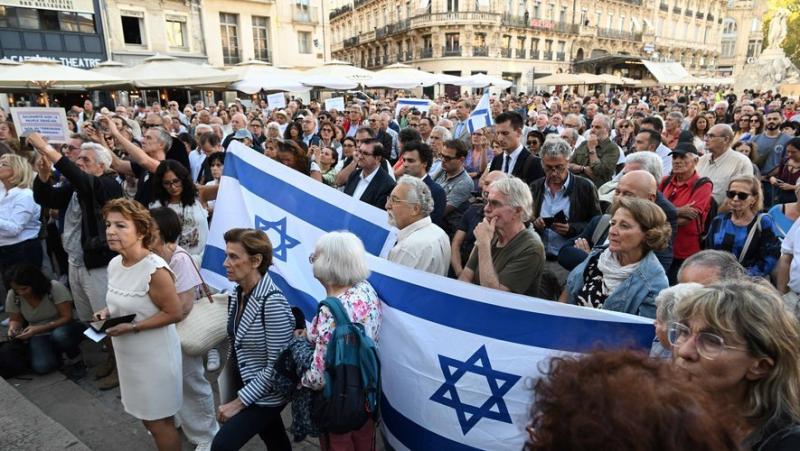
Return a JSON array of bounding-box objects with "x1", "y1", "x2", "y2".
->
[
  {"x1": 540, "y1": 174, "x2": 572, "y2": 257},
  {"x1": 706, "y1": 213, "x2": 781, "y2": 278}
]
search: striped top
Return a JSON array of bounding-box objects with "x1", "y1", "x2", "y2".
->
[{"x1": 226, "y1": 273, "x2": 294, "y2": 407}]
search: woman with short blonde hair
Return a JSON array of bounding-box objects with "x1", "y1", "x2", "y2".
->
[{"x1": 0, "y1": 153, "x2": 42, "y2": 290}]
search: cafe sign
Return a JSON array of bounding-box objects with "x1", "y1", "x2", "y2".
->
[{"x1": 0, "y1": 0, "x2": 95, "y2": 14}]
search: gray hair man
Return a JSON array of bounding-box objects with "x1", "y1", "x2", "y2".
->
[
  {"x1": 696, "y1": 123, "x2": 754, "y2": 208},
  {"x1": 678, "y1": 249, "x2": 746, "y2": 284},
  {"x1": 458, "y1": 177, "x2": 545, "y2": 297},
  {"x1": 570, "y1": 114, "x2": 620, "y2": 188},
  {"x1": 531, "y1": 138, "x2": 601, "y2": 300},
  {"x1": 386, "y1": 176, "x2": 451, "y2": 276}
]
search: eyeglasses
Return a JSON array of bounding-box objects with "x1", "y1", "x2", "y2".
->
[
  {"x1": 308, "y1": 252, "x2": 317, "y2": 264},
  {"x1": 388, "y1": 195, "x2": 413, "y2": 205},
  {"x1": 668, "y1": 322, "x2": 749, "y2": 360},
  {"x1": 0, "y1": 162, "x2": 10, "y2": 168},
  {"x1": 358, "y1": 151, "x2": 375, "y2": 157},
  {"x1": 441, "y1": 154, "x2": 458, "y2": 162},
  {"x1": 705, "y1": 133, "x2": 726, "y2": 140},
  {"x1": 408, "y1": 124, "x2": 419, "y2": 128},
  {"x1": 162, "y1": 179, "x2": 183, "y2": 188},
  {"x1": 739, "y1": 118, "x2": 751, "y2": 122},
  {"x1": 725, "y1": 190, "x2": 750, "y2": 201},
  {"x1": 544, "y1": 164, "x2": 567, "y2": 173},
  {"x1": 343, "y1": 143, "x2": 356, "y2": 148},
  {"x1": 321, "y1": 128, "x2": 333, "y2": 133}
]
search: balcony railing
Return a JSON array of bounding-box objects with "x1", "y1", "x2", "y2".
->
[
  {"x1": 376, "y1": 19, "x2": 411, "y2": 39},
  {"x1": 500, "y1": 14, "x2": 580, "y2": 34},
  {"x1": 685, "y1": 9, "x2": 693, "y2": 17},
  {"x1": 613, "y1": 0, "x2": 642, "y2": 5},
  {"x1": 443, "y1": 46, "x2": 462, "y2": 57},
  {"x1": 412, "y1": 11, "x2": 498, "y2": 26},
  {"x1": 696, "y1": 11, "x2": 704, "y2": 19},
  {"x1": 556, "y1": 51, "x2": 566, "y2": 61},
  {"x1": 292, "y1": 7, "x2": 318, "y2": 24},
  {"x1": 354, "y1": 0, "x2": 370, "y2": 9},
  {"x1": 707, "y1": 13, "x2": 715, "y2": 21},
  {"x1": 420, "y1": 47, "x2": 433, "y2": 59},
  {"x1": 344, "y1": 36, "x2": 360, "y2": 48},
  {"x1": 530, "y1": 50, "x2": 540, "y2": 60},
  {"x1": 597, "y1": 27, "x2": 643, "y2": 41},
  {"x1": 329, "y1": 4, "x2": 351, "y2": 21},
  {"x1": 500, "y1": 48, "x2": 512, "y2": 58},
  {"x1": 543, "y1": 51, "x2": 553, "y2": 60},
  {"x1": 515, "y1": 49, "x2": 526, "y2": 59},
  {"x1": 660, "y1": 3, "x2": 668, "y2": 11},
  {"x1": 473, "y1": 46, "x2": 489, "y2": 57},
  {"x1": 673, "y1": 7, "x2": 682, "y2": 13}
]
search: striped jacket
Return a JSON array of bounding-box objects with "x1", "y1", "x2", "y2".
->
[{"x1": 226, "y1": 274, "x2": 294, "y2": 407}]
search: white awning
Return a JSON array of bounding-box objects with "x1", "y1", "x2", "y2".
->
[{"x1": 641, "y1": 60, "x2": 691, "y2": 84}]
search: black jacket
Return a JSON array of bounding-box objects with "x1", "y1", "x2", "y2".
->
[
  {"x1": 33, "y1": 157, "x2": 123, "y2": 269},
  {"x1": 529, "y1": 173, "x2": 601, "y2": 238},
  {"x1": 344, "y1": 167, "x2": 396, "y2": 210},
  {"x1": 488, "y1": 147, "x2": 544, "y2": 185}
]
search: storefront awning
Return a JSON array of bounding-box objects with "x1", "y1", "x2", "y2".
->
[{"x1": 640, "y1": 61, "x2": 691, "y2": 84}]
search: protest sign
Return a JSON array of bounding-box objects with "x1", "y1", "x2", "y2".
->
[
  {"x1": 267, "y1": 93, "x2": 286, "y2": 110},
  {"x1": 10, "y1": 107, "x2": 69, "y2": 143},
  {"x1": 324, "y1": 97, "x2": 345, "y2": 112}
]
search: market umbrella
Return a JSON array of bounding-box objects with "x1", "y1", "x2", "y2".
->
[
  {"x1": 230, "y1": 76, "x2": 310, "y2": 94},
  {"x1": 118, "y1": 53, "x2": 237, "y2": 88},
  {"x1": 594, "y1": 73, "x2": 626, "y2": 85},
  {"x1": 303, "y1": 59, "x2": 374, "y2": 83},
  {"x1": 227, "y1": 60, "x2": 304, "y2": 81},
  {"x1": 455, "y1": 73, "x2": 512, "y2": 88},
  {"x1": 364, "y1": 63, "x2": 438, "y2": 89},
  {"x1": 534, "y1": 73, "x2": 600, "y2": 86},
  {"x1": 0, "y1": 58, "x2": 21, "y2": 74},
  {"x1": 299, "y1": 74, "x2": 359, "y2": 90},
  {"x1": 0, "y1": 57, "x2": 125, "y2": 105}
]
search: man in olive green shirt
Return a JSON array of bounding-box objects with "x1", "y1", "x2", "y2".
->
[
  {"x1": 569, "y1": 114, "x2": 620, "y2": 188},
  {"x1": 459, "y1": 177, "x2": 544, "y2": 298}
]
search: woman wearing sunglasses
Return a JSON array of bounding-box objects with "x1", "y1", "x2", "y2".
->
[
  {"x1": 669, "y1": 281, "x2": 800, "y2": 450},
  {"x1": 705, "y1": 175, "x2": 780, "y2": 278},
  {"x1": 149, "y1": 160, "x2": 209, "y2": 258}
]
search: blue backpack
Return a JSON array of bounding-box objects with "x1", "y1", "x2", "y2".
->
[{"x1": 312, "y1": 296, "x2": 381, "y2": 434}]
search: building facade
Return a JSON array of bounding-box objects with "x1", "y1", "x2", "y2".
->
[
  {"x1": 328, "y1": 0, "x2": 738, "y2": 92},
  {"x1": 0, "y1": 0, "x2": 108, "y2": 67},
  {"x1": 202, "y1": 0, "x2": 326, "y2": 69},
  {"x1": 716, "y1": 0, "x2": 767, "y2": 77},
  {"x1": 101, "y1": 0, "x2": 208, "y2": 66}
]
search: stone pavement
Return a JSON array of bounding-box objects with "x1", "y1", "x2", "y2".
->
[{"x1": 0, "y1": 310, "x2": 333, "y2": 451}]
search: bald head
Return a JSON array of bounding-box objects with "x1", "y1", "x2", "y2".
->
[
  {"x1": 484, "y1": 170, "x2": 508, "y2": 187},
  {"x1": 616, "y1": 170, "x2": 657, "y2": 202}
]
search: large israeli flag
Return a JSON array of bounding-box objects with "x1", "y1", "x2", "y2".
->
[{"x1": 202, "y1": 143, "x2": 655, "y2": 449}]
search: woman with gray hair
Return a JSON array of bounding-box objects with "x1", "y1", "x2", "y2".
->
[
  {"x1": 669, "y1": 280, "x2": 800, "y2": 449},
  {"x1": 650, "y1": 282, "x2": 702, "y2": 359},
  {"x1": 301, "y1": 231, "x2": 382, "y2": 448}
]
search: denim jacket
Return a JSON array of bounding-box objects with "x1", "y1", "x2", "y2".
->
[{"x1": 565, "y1": 246, "x2": 668, "y2": 319}]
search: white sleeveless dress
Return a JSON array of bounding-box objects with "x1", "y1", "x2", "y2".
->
[{"x1": 106, "y1": 253, "x2": 183, "y2": 421}]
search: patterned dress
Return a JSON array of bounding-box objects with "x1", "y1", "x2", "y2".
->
[{"x1": 300, "y1": 281, "x2": 382, "y2": 389}]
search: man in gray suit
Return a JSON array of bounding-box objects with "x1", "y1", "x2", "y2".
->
[{"x1": 452, "y1": 99, "x2": 472, "y2": 145}]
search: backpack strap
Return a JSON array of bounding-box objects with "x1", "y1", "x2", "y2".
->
[
  {"x1": 591, "y1": 214, "x2": 612, "y2": 246},
  {"x1": 738, "y1": 213, "x2": 764, "y2": 263},
  {"x1": 318, "y1": 296, "x2": 352, "y2": 327},
  {"x1": 659, "y1": 174, "x2": 675, "y2": 192},
  {"x1": 691, "y1": 177, "x2": 712, "y2": 194}
]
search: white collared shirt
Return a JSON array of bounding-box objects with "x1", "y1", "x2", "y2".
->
[
  {"x1": 501, "y1": 145, "x2": 525, "y2": 174},
  {"x1": 0, "y1": 187, "x2": 42, "y2": 246},
  {"x1": 387, "y1": 217, "x2": 451, "y2": 276},
  {"x1": 352, "y1": 167, "x2": 378, "y2": 201},
  {"x1": 655, "y1": 143, "x2": 673, "y2": 175}
]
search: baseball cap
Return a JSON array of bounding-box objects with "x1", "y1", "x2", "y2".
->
[
  {"x1": 233, "y1": 129, "x2": 253, "y2": 140},
  {"x1": 669, "y1": 142, "x2": 698, "y2": 156},
  {"x1": 677, "y1": 130, "x2": 695, "y2": 143}
]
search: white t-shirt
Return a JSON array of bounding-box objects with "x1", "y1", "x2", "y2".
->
[
  {"x1": 782, "y1": 219, "x2": 800, "y2": 294},
  {"x1": 149, "y1": 200, "x2": 209, "y2": 257}
]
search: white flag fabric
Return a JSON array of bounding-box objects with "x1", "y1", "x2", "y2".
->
[
  {"x1": 466, "y1": 91, "x2": 493, "y2": 133},
  {"x1": 394, "y1": 98, "x2": 431, "y2": 120},
  {"x1": 202, "y1": 143, "x2": 656, "y2": 449}
]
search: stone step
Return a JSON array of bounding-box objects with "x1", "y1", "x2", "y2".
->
[{"x1": 0, "y1": 375, "x2": 90, "y2": 451}]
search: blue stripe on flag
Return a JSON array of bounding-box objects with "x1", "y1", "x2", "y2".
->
[
  {"x1": 381, "y1": 392, "x2": 482, "y2": 450},
  {"x1": 203, "y1": 245, "x2": 321, "y2": 320},
  {"x1": 369, "y1": 272, "x2": 654, "y2": 353},
  {"x1": 223, "y1": 151, "x2": 391, "y2": 256}
]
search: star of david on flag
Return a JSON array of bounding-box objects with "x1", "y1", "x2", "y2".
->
[
  {"x1": 255, "y1": 215, "x2": 300, "y2": 262},
  {"x1": 466, "y1": 91, "x2": 493, "y2": 133},
  {"x1": 430, "y1": 345, "x2": 521, "y2": 435}
]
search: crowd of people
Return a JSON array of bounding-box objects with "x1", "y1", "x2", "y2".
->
[{"x1": 1, "y1": 85, "x2": 800, "y2": 450}]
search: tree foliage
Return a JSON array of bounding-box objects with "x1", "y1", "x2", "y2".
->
[{"x1": 763, "y1": 0, "x2": 800, "y2": 67}]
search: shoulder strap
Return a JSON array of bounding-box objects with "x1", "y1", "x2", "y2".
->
[
  {"x1": 659, "y1": 174, "x2": 675, "y2": 192},
  {"x1": 691, "y1": 177, "x2": 712, "y2": 194},
  {"x1": 592, "y1": 214, "x2": 612, "y2": 246},
  {"x1": 177, "y1": 249, "x2": 213, "y2": 303},
  {"x1": 738, "y1": 214, "x2": 764, "y2": 262},
  {"x1": 318, "y1": 296, "x2": 352, "y2": 327}
]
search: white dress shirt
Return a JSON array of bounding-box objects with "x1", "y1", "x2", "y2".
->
[
  {"x1": 189, "y1": 149, "x2": 206, "y2": 182},
  {"x1": 655, "y1": 143, "x2": 673, "y2": 175},
  {"x1": 0, "y1": 187, "x2": 42, "y2": 246},
  {"x1": 387, "y1": 216, "x2": 451, "y2": 276},
  {"x1": 352, "y1": 168, "x2": 378, "y2": 201},
  {"x1": 501, "y1": 145, "x2": 525, "y2": 174}
]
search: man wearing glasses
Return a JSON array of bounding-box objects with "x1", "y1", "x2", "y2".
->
[
  {"x1": 433, "y1": 139, "x2": 475, "y2": 236},
  {"x1": 697, "y1": 124, "x2": 754, "y2": 208},
  {"x1": 344, "y1": 105, "x2": 366, "y2": 137},
  {"x1": 343, "y1": 138, "x2": 395, "y2": 210}
]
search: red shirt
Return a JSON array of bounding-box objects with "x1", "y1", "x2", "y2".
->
[
  {"x1": 662, "y1": 129, "x2": 681, "y2": 150},
  {"x1": 660, "y1": 171, "x2": 713, "y2": 260}
]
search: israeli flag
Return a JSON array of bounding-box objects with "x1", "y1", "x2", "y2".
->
[
  {"x1": 202, "y1": 143, "x2": 655, "y2": 449},
  {"x1": 466, "y1": 91, "x2": 493, "y2": 133},
  {"x1": 394, "y1": 98, "x2": 432, "y2": 120}
]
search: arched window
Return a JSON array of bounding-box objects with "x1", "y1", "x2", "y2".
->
[{"x1": 722, "y1": 18, "x2": 737, "y2": 36}]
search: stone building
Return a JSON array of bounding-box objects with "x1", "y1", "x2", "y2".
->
[
  {"x1": 716, "y1": 0, "x2": 768, "y2": 77},
  {"x1": 327, "y1": 0, "x2": 740, "y2": 93}
]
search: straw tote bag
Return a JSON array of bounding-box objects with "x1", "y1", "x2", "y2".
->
[{"x1": 175, "y1": 251, "x2": 229, "y2": 356}]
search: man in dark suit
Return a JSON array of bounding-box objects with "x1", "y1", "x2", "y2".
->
[
  {"x1": 488, "y1": 111, "x2": 544, "y2": 185},
  {"x1": 344, "y1": 139, "x2": 396, "y2": 210},
  {"x1": 399, "y1": 140, "x2": 447, "y2": 226}
]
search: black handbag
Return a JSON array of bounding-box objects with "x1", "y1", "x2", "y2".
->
[{"x1": 0, "y1": 340, "x2": 28, "y2": 379}]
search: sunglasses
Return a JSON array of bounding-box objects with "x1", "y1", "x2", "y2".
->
[{"x1": 725, "y1": 190, "x2": 750, "y2": 201}]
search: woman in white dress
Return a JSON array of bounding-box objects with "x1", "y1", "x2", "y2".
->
[
  {"x1": 95, "y1": 198, "x2": 183, "y2": 451},
  {"x1": 149, "y1": 160, "x2": 209, "y2": 257}
]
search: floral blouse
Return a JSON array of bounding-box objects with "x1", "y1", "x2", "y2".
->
[{"x1": 300, "y1": 281, "x2": 382, "y2": 390}]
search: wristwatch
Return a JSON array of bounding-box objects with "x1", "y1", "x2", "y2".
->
[
  {"x1": 581, "y1": 166, "x2": 586, "y2": 174},
  {"x1": 588, "y1": 149, "x2": 597, "y2": 155},
  {"x1": 131, "y1": 320, "x2": 140, "y2": 333}
]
